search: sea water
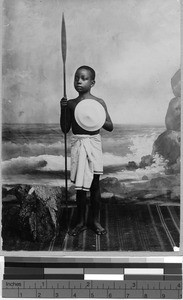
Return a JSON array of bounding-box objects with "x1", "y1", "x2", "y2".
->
[{"x1": 2, "y1": 123, "x2": 166, "y2": 186}]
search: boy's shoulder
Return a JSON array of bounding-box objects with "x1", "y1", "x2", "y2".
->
[{"x1": 92, "y1": 96, "x2": 106, "y2": 107}]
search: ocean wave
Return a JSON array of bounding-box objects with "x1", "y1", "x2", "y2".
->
[
  {"x1": 2, "y1": 150, "x2": 165, "y2": 176},
  {"x1": 2, "y1": 156, "x2": 50, "y2": 175},
  {"x1": 2, "y1": 151, "x2": 167, "y2": 187},
  {"x1": 2, "y1": 153, "x2": 124, "y2": 175},
  {"x1": 2, "y1": 131, "x2": 160, "y2": 163},
  {"x1": 127, "y1": 133, "x2": 159, "y2": 162},
  {"x1": 102, "y1": 131, "x2": 159, "y2": 159},
  {"x1": 2, "y1": 124, "x2": 165, "y2": 186},
  {"x1": 2, "y1": 129, "x2": 162, "y2": 177},
  {"x1": 104, "y1": 155, "x2": 167, "y2": 182},
  {"x1": 2, "y1": 141, "x2": 66, "y2": 160},
  {"x1": 103, "y1": 132, "x2": 159, "y2": 165}
]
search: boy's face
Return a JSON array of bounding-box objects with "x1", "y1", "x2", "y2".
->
[{"x1": 74, "y1": 69, "x2": 95, "y2": 94}]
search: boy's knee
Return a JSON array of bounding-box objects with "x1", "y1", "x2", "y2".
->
[
  {"x1": 93, "y1": 174, "x2": 100, "y2": 182},
  {"x1": 91, "y1": 175, "x2": 100, "y2": 191},
  {"x1": 92, "y1": 174, "x2": 99, "y2": 185}
]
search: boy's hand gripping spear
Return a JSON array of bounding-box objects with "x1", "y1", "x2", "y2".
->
[{"x1": 61, "y1": 14, "x2": 68, "y2": 227}]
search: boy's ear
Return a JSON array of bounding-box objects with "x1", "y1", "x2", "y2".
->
[{"x1": 91, "y1": 80, "x2": 95, "y2": 87}]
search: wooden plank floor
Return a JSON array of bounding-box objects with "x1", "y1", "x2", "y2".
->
[
  {"x1": 47, "y1": 204, "x2": 180, "y2": 252},
  {"x1": 2, "y1": 204, "x2": 180, "y2": 252}
]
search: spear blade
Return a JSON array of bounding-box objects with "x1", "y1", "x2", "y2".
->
[
  {"x1": 61, "y1": 13, "x2": 67, "y2": 98},
  {"x1": 61, "y1": 13, "x2": 67, "y2": 64}
]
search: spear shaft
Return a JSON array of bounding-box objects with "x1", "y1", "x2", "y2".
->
[{"x1": 61, "y1": 13, "x2": 68, "y2": 223}]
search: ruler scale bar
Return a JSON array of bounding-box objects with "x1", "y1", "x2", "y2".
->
[
  {"x1": 3, "y1": 280, "x2": 182, "y2": 289},
  {"x1": 2, "y1": 259, "x2": 182, "y2": 299},
  {"x1": 4, "y1": 289, "x2": 181, "y2": 299},
  {"x1": 2, "y1": 280, "x2": 182, "y2": 298}
]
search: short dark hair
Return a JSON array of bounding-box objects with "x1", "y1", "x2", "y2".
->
[{"x1": 76, "y1": 65, "x2": 96, "y2": 80}]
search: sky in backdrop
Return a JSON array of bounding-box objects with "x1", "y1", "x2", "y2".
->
[{"x1": 2, "y1": 0, "x2": 180, "y2": 124}]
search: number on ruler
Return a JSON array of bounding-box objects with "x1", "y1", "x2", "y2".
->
[
  {"x1": 55, "y1": 293, "x2": 59, "y2": 298},
  {"x1": 85, "y1": 281, "x2": 90, "y2": 288},
  {"x1": 108, "y1": 292, "x2": 112, "y2": 298},
  {"x1": 37, "y1": 292, "x2": 41, "y2": 298},
  {"x1": 161, "y1": 293, "x2": 165, "y2": 298},
  {"x1": 73, "y1": 292, "x2": 77, "y2": 298},
  {"x1": 144, "y1": 293, "x2": 148, "y2": 298},
  {"x1": 126, "y1": 293, "x2": 130, "y2": 298},
  {"x1": 90, "y1": 292, "x2": 94, "y2": 298}
]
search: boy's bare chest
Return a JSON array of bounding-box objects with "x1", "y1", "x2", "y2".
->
[{"x1": 68, "y1": 100, "x2": 80, "y2": 111}]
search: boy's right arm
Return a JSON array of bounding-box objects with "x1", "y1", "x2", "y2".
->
[{"x1": 60, "y1": 97, "x2": 71, "y2": 133}]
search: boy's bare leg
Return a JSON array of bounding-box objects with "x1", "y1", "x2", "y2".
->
[
  {"x1": 90, "y1": 175, "x2": 107, "y2": 235},
  {"x1": 69, "y1": 190, "x2": 87, "y2": 236}
]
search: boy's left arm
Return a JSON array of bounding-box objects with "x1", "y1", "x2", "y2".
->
[{"x1": 100, "y1": 100, "x2": 113, "y2": 132}]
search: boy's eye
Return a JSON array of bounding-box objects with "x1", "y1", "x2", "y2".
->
[{"x1": 75, "y1": 76, "x2": 88, "y2": 81}]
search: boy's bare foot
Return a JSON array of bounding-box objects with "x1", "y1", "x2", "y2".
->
[
  {"x1": 91, "y1": 222, "x2": 107, "y2": 235},
  {"x1": 68, "y1": 224, "x2": 87, "y2": 236}
]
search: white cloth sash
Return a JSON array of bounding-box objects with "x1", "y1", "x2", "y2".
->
[{"x1": 70, "y1": 134, "x2": 103, "y2": 191}]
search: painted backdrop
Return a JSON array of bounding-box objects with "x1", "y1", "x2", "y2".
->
[{"x1": 2, "y1": 0, "x2": 181, "y2": 251}]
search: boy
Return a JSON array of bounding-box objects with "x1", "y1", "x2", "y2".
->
[{"x1": 60, "y1": 65, "x2": 113, "y2": 236}]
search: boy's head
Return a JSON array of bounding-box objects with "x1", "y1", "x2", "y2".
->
[
  {"x1": 74, "y1": 66, "x2": 96, "y2": 94},
  {"x1": 76, "y1": 66, "x2": 95, "y2": 80}
]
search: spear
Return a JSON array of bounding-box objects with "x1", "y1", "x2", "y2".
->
[
  {"x1": 61, "y1": 13, "x2": 68, "y2": 228},
  {"x1": 61, "y1": 13, "x2": 67, "y2": 99}
]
